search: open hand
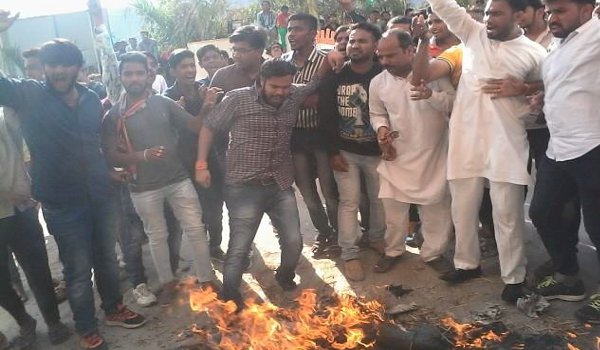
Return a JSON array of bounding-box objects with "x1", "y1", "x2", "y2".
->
[
  {"x1": 410, "y1": 79, "x2": 433, "y2": 100},
  {"x1": 0, "y1": 10, "x2": 19, "y2": 33},
  {"x1": 411, "y1": 15, "x2": 431, "y2": 41},
  {"x1": 481, "y1": 76, "x2": 526, "y2": 99}
]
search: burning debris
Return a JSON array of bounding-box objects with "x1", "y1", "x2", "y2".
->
[
  {"x1": 173, "y1": 286, "x2": 597, "y2": 350},
  {"x1": 178, "y1": 287, "x2": 384, "y2": 350}
]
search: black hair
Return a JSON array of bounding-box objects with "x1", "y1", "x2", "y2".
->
[
  {"x1": 260, "y1": 58, "x2": 297, "y2": 80},
  {"x1": 404, "y1": 7, "x2": 415, "y2": 16},
  {"x1": 388, "y1": 16, "x2": 412, "y2": 27},
  {"x1": 525, "y1": 0, "x2": 545, "y2": 9},
  {"x1": 220, "y1": 50, "x2": 230, "y2": 59},
  {"x1": 39, "y1": 39, "x2": 84, "y2": 67},
  {"x1": 22, "y1": 48, "x2": 41, "y2": 60},
  {"x1": 196, "y1": 44, "x2": 221, "y2": 62},
  {"x1": 544, "y1": 0, "x2": 595, "y2": 5},
  {"x1": 119, "y1": 52, "x2": 149, "y2": 74},
  {"x1": 495, "y1": 0, "x2": 529, "y2": 12},
  {"x1": 334, "y1": 25, "x2": 350, "y2": 40},
  {"x1": 261, "y1": 0, "x2": 271, "y2": 5},
  {"x1": 288, "y1": 13, "x2": 319, "y2": 30},
  {"x1": 142, "y1": 51, "x2": 158, "y2": 64},
  {"x1": 281, "y1": 5, "x2": 289, "y2": 10},
  {"x1": 350, "y1": 22, "x2": 382, "y2": 41},
  {"x1": 383, "y1": 29, "x2": 413, "y2": 50},
  {"x1": 229, "y1": 25, "x2": 268, "y2": 50},
  {"x1": 168, "y1": 49, "x2": 195, "y2": 69}
]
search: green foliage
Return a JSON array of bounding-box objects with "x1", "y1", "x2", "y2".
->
[{"x1": 132, "y1": 0, "x2": 229, "y2": 47}]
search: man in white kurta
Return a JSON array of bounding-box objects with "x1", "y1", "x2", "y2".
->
[
  {"x1": 428, "y1": 0, "x2": 547, "y2": 300},
  {"x1": 369, "y1": 30, "x2": 456, "y2": 273}
]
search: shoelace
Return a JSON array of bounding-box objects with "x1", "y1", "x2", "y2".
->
[
  {"x1": 588, "y1": 294, "x2": 600, "y2": 311},
  {"x1": 537, "y1": 276, "x2": 558, "y2": 289}
]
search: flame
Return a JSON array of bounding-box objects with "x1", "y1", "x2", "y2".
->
[
  {"x1": 441, "y1": 317, "x2": 507, "y2": 349},
  {"x1": 187, "y1": 287, "x2": 384, "y2": 350}
]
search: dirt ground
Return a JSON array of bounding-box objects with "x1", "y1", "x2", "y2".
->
[{"x1": 1, "y1": 191, "x2": 599, "y2": 349}]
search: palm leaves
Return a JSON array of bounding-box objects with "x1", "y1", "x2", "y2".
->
[{"x1": 132, "y1": 0, "x2": 229, "y2": 47}]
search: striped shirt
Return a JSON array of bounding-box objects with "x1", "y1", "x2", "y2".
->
[{"x1": 283, "y1": 47, "x2": 326, "y2": 129}]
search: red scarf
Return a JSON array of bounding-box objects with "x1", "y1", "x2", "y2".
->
[{"x1": 116, "y1": 91, "x2": 149, "y2": 179}]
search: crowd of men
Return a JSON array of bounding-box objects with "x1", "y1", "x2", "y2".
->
[{"x1": 1, "y1": 0, "x2": 600, "y2": 348}]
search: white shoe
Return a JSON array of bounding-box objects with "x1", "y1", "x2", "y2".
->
[{"x1": 132, "y1": 283, "x2": 157, "y2": 307}]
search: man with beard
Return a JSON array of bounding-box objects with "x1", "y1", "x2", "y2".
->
[
  {"x1": 195, "y1": 57, "x2": 335, "y2": 307},
  {"x1": 283, "y1": 13, "x2": 339, "y2": 259},
  {"x1": 164, "y1": 49, "x2": 226, "y2": 263},
  {"x1": 528, "y1": 0, "x2": 600, "y2": 323},
  {"x1": 426, "y1": 0, "x2": 547, "y2": 303},
  {"x1": 319, "y1": 22, "x2": 385, "y2": 282},
  {"x1": 0, "y1": 38, "x2": 146, "y2": 349},
  {"x1": 102, "y1": 52, "x2": 220, "y2": 308},
  {"x1": 369, "y1": 29, "x2": 455, "y2": 274}
]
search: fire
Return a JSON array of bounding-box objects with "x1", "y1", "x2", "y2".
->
[
  {"x1": 441, "y1": 317, "x2": 507, "y2": 349},
  {"x1": 187, "y1": 287, "x2": 384, "y2": 350}
]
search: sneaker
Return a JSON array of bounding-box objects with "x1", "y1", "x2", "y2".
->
[
  {"x1": 79, "y1": 331, "x2": 107, "y2": 350},
  {"x1": 535, "y1": 276, "x2": 586, "y2": 302},
  {"x1": 344, "y1": 259, "x2": 365, "y2": 282},
  {"x1": 501, "y1": 282, "x2": 529, "y2": 303},
  {"x1": 275, "y1": 273, "x2": 298, "y2": 291},
  {"x1": 210, "y1": 247, "x2": 226, "y2": 263},
  {"x1": 48, "y1": 321, "x2": 71, "y2": 345},
  {"x1": 439, "y1": 267, "x2": 482, "y2": 284},
  {"x1": 158, "y1": 280, "x2": 179, "y2": 307},
  {"x1": 373, "y1": 255, "x2": 403, "y2": 273},
  {"x1": 311, "y1": 238, "x2": 329, "y2": 259},
  {"x1": 575, "y1": 294, "x2": 600, "y2": 324},
  {"x1": 105, "y1": 304, "x2": 146, "y2": 329},
  {"x1": 132, "y1": 283, "x2": 157, "y2": 307}
]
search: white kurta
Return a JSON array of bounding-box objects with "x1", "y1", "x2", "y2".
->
[
  {"x1": 369, "y1": 70, "x2": 455, "y2": 205},
  {"x1": 429, "y1": 0, "x2": 547, "y2": 185}
]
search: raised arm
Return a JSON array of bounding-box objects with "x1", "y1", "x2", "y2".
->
[{"x1": 427, "y1": 0, "x2": 482, "y2": 42}]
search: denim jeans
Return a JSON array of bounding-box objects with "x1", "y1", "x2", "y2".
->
[
  {"x1": 42, "y1": 196, "x2": 122, "y2": 335},
  {"x1": 115, "y1": 183, "x2": 147, "y2": 287},
  {"x1": 293, "y1": 148, "x2": 338, "y2": 237},
  {"x1": 0, "y1": 207, "x2": 61, "y2": 327},
  {"x1": 130, "y1": 179, "x2": 214, "y2": 285},
  {"x1": 223, "y1": 184, "x2": 302, "y2": 303},
  {"x1": 530, "y1": 146, "x2": 600, "y2": 277},
  {"x1": 333, "y1": 151, "x2": 386, "y2": 261}
]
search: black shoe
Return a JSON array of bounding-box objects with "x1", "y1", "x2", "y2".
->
[
  {"x1": 12, "y1": 315, "x2": 36, "y2": 350},
  {"x1": 439, "y1": 267, "x2": 482, "y2": 284},
  {"x1": 535, "y1": 276, "x2": 586, "y2": 302},
  {"x1": 210, "y1": 247, "x2": 226, "y2": 263},
  {"x1": 311, "y1": 239, "x2": 329, "y2": 259},
  {"x1": 501, "y1": 282, "x2": 529, "y2": 303},
  {"x1": 425, "y1": 257, "x2": 453, "y2": 275},
  {"x1": 373, "y1": 255, "x2": 402, "y2": 273},
  {"x1": 575, "y1": 294, "x2": 600, "y2": 324},
  {"x1": 48, "y1": 321, "x2": 71, "y2": 345},
  {"x1": 275, "y1": 273, "x2": 297, "y2": 291}
]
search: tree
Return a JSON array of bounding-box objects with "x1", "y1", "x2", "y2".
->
[{"x1": 132, "y1": 0, "x2": 229, "y2": 47}]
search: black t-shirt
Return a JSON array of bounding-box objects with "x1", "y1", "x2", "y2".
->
[{"x1": 318, "y1": 62, "x2": 382, "y2": 156}]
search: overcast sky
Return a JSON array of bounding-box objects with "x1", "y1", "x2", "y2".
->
[{"x1": 4, "y1": 0, "x2": 134, "y2": 18}]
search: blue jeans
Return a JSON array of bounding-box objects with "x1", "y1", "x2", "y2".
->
[
  {"x1": 130, "y1": 179, "x2": 214, "y2": 285},
  {"x1": 42, "y1": 196, "x2": 122, "y2": 335},
  {"x1": 115, "y1": 183, "x2": 147, "y2": 287},
  {"x1": 334, "y1": 151, "x2": 386, "y2": 261},
  {"x1": 223, "y1": 184, "x2": 302, "y2": 303}
]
